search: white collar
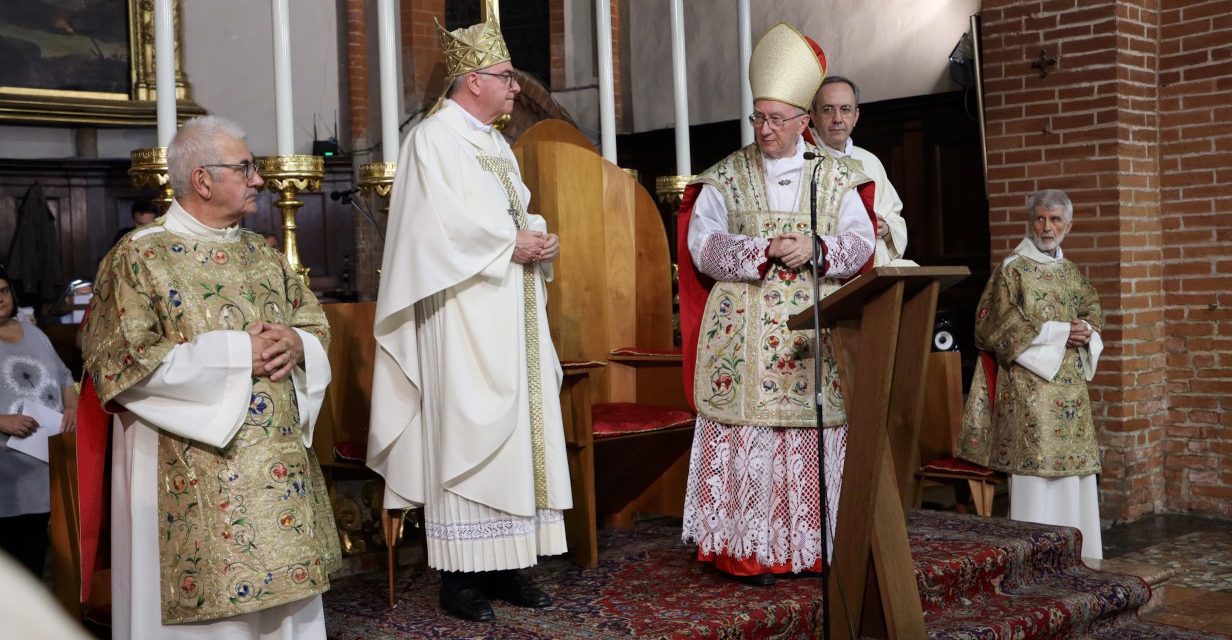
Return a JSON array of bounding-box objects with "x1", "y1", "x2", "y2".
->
[
  {"x1": 446, "y1": 99, "x2": 494, "y2": 133},
  {"x1": 762, "y1": 137, "x2": 805, "y2": 171},
  {"x1": 1011, "y1": 236, "x2": 1065, "y2": 263},
  {"x1": 820, "y1": 137, "x2": 853, "y2": 159},
  {"x1": 165, "y1": 200, "x2": 241, "y2": 242}
]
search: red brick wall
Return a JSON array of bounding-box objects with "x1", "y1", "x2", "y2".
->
[
  {"x1": 980, "y1": 0, "x2": 1168, "y2": 521},
  {"x1": 982, "y1": 0, "x2": 1232, "y2": 520},
  {"x1": 404, "y1": 0, "x2": 446, "y2": 111},
  {"x1": 1158, "y1": 0, "x2": 1232, "y2": 516}
]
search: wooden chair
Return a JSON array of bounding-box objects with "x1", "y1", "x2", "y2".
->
[
  {"x1": 513, "y1": 121, "x2": 695, "y2": 567},
  {"x1": 913, "y1": 351, "x2": 1005, "y2": 517}
]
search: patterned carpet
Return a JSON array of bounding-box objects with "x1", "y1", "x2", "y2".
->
[
  {"x1": 1114, "y1": 530, "x2": 1232, "y2": 592},
  {"x1": 322, "y1": 511, "x2": 1222, "y2": 639}
]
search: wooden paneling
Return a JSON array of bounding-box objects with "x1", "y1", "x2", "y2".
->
[{"x1": 0, "y1": 156, "x2": 359, "y2": 304}]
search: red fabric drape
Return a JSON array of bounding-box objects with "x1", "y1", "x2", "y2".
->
[{"x1": 75, "y1": 375, "x2": 109, "y2": 602}]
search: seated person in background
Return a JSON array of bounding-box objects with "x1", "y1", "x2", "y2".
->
[
  {"x1": 111, "y1": 198, "x2": 158, "y2": 246},
  {"x1": 0, "y1": 265, "x2": 78, "y2": 577},
  {"x1": 264, "y1": 232, "x2": 280, "y2": 250}
]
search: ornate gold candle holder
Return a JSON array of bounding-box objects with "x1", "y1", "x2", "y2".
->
[
  {"x1": 128, "y1": 147, "x2": 175, "y2": 212},
  {"x1": 654, "y1": 174, "x2": 694, "y2": 206},
  {"x1": 357, "y1": 161, "x2": 397, "y2": 215},
  {"x1": 255, "y1": 154, "x2": 324, "y2": 283}
]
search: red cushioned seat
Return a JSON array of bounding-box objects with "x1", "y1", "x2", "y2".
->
[
  {"x1": 919, "y1": 456, "x2": 999, "y2": 477},
  {"x1": 592, "y1": 402, "x2": 694, "y2": 439}
]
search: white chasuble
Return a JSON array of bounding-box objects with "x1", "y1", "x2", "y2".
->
[{"x1": 367, "y1": 100, "x2": 570, "y2": 571}]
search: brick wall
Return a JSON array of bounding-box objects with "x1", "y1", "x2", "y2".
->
[
  {"x1": 404, "y1": 0, "x2": 446, "y2": 112},
  {"x1": 982, "y1": 0, "x2": 1232, "y2": 520},
  {"x1": 1158, "y1": 0, "x2": 1232, "y2": 516},
  {"x1": 981, "y1": 0, "x2": 1167, "y2": 521}
]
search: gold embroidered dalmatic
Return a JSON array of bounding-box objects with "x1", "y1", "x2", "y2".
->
[
  {"x1": 957, "y1": 250, "x2": 1104, "y2": 477},
  {"x1": 84, "y1": 225, "x2": 341, "y2": 624},
  {"x1": 692, "y1": 144, "x2": 869, "y2": 428}
]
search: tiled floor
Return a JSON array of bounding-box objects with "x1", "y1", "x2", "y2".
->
[{"x1": 1102, "y1": 513, "x2": 1232, "y2": 636}]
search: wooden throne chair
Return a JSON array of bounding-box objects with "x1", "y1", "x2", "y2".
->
[{"x1": 513, "y1": 121, "x2": 695, "y2": 568}]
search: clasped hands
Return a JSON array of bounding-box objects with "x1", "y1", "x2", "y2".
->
[
  {"x1": 248, "y1": 320, "x2": 304, "y2": 382},
  {"x1": 767, "y1": 232, "x2": 815, "y2": 270},
  {"x1": 1066, "y1": 319, "x2": 1093, "y2": 348},
  {"x1": 512, "y1": 230, "x2": 560, "y2": 265}
]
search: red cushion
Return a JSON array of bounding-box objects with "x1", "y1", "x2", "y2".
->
[
  {"x1": 920, "y1": 456, "x2": 999, "y2": 478},
  {"x1": 592, "y1": 402, "x2": 694, "y2": 439},
  {"x1": 334, "y1": 441, "x2": 367, "y2": 463}
]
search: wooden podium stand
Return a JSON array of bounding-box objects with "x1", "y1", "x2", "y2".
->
[{"x1": 789, "y1": 266, "x2": 968, "y2": 639}]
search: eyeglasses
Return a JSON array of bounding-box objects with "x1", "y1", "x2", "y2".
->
[
  {"x1": 748, "y1": 112, "x2": 808, "y2": 129},
  {"x1": 816, "y1": 105, "x2": 857, "y2": 117},
  {"x1": 475, "y1": 70, "x2": 519, "y2": 88},
  {"x1": 202, "y1": 160, "x2": 257, "y2": 181}
]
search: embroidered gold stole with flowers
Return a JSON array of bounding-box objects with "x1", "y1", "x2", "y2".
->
[
  {"x1": 692, "y1": 144, "x2": 865, "y2": 429},
  {"x1": 86, "y1": 228, "x2": 341, "y2": 624}
]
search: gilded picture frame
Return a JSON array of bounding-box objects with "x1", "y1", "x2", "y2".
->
[{"x1": 0, "y1": 0, "x2": 202, "y2": 127}]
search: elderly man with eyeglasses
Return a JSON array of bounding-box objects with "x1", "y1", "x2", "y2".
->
[
  {"x1": 810, "y1": 76, "x2": 910, "y2": 266},
  {"x1": 677, "y1": 24, "x2": 876, "y2": 587},
  {"x1": 366, "y1": 10, "x2": 570, "y2": 623},
  {"x1": 83, "y1": 114, "x2": 340, "y2": 639}
]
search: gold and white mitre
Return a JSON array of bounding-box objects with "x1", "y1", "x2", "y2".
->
[
  {"x1": 750, "y1": 23, "x2": 826, "y2": 110},
  {"x1": 434, "y1": 3, "x2": 510, "y2": 79}
]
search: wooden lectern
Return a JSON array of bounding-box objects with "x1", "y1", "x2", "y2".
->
[{"x1": 789, "y1": 266, "x2": 968, "y2": 639}]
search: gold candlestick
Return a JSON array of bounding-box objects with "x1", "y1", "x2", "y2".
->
[
  {"x1": 256, "y1": 154, "x2": 324, "y2": 284},
  {"x1": 128, "y1": 147, "x2": 175, "y2": 212},
  {"x1": 357, "y1": 161, "x2": 397, "y2": 215},
  {"x1": 654, "y1": 174, "x2": 693, "y2": 205}
]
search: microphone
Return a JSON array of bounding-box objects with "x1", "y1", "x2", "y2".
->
[
  {"x1": 329, "y1": 187, "x2": 362, "y2": 202},
  {"x1": 803, "y1": 151, "x2": 820, "y2": 161}
]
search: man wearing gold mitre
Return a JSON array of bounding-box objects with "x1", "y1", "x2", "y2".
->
[
  {"x1": 676, "y1": 23, "x2": 877, "y2": 586},
  {"x1": 366, "y1": 6, "x2": 570, "y2": 623}
]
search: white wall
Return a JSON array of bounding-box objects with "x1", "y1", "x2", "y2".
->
[
  {"x1": 183, "y1": 0, "x2": 341, "y2": 156},
  {"x1": 627, "y1": 0, "x2": 981, "y2": 133}
]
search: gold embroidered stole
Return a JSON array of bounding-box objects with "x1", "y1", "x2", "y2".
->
[
  {"x1": 692, "y1": 145, "x2": 864, "y2": 428},
  {"x1": 476, "y1": 155, "x2": 549, "y2": 508},
  {"x1": 86, "y1": 229, "x2": 340, "y2": 623}
]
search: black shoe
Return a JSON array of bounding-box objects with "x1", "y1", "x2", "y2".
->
[
  {"x1": 439, "y1": 572, "x2": 496, "y2": 622},
  {"x1": 481, "y1": 570, "x2": 553, "y2": 608},
  {"x1": 729, "y1": 572, "x2": 777, "y2": 587}
]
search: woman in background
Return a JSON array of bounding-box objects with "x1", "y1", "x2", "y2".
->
[{"x1": 0, "y1": 265, "x2": 78, "y2": 576}]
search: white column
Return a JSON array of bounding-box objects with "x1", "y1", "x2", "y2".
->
[
  {"x1": 153, "y1": 0, "x2": 176, "y2": 147},
  {"x1": 271, "y1": 0, "x2": 294, "y2": 156},
  {"x1": 595, "y1": 0, "x2": 617, "y2": 163},
  {"x1": 737, "y1": 0, "x2": 753, "y2": 146},
  {"x1": 669, "y1": 0, "x2": 690, "y2": 175},
  {"x1": 377, "y1": 0, "x2": 400, "y2": 162}
]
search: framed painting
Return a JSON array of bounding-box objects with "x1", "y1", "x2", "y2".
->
[{"x1": 0, "y1": 0, "x2": 202, "y2": 126}]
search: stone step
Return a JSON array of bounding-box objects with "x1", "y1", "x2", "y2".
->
[{"x1": 1088, "y1": 557, "x2": 1176, "y2": 615}]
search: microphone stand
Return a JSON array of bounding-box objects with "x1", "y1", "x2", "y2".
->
[
  {"x1": 803, "y1": 151, "x2": 830, "y2": 640},
  {"x1": 332, "y1": 189, "x2": 386, "y2": 240}
]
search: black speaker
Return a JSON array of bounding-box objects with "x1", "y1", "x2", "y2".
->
[{"x1": 932, "y1": 309, "x2": 961, "y2": 352}]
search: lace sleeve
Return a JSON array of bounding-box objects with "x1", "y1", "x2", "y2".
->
[
  {"x1": 820, "y1": 231, "x2": 873, "y2": 278},
  {"x1": 697, "y1": 233, "x2": 771, "y2": 282}
]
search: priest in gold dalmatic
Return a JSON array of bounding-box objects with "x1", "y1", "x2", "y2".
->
[
  {"x1": 366, "y1": 7, "x2": 571, "y2": 623},
  {"x1": 958, "y1": 189, "x2": 1105, "y2": 559},
  {"x1": 677, "y1": 24, "x2": 877, "y2": 586},
  {"x1": 83, "y1": 115, "x2": 340, "y2": 639}
]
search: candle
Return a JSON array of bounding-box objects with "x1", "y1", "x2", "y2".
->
[
  {"x1": 669, "y1": 0, "x2": 690, "y2": 175},
  {"x1": 154, "y1": 0, "x2": 175, "y2": 146},
  {"x1": 377, "y1": 0, "x2": 400, "y2": 162},
  {"x1": 271, "y1": 0, "x2": 294, "y2": 156},
  {"x1": 737, "y1": 0, "x2": 753, "y2": 146},
  {"x1": 596, "y1": 0, "x2": 616, "y2": 163}
]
